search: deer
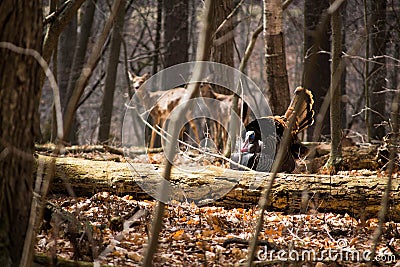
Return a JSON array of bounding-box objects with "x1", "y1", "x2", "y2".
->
[
  {"x1": 128, "y1": 72, "x2": 200, "y2": 149},
  {"x1": 128, "y1": 72, "x2": 249, "y2": 151}
]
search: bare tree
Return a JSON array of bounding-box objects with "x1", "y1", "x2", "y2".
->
[
  {"x1": 63, "y1": 0, "x2": 123, "y2": 141},
  {"x1": 0, "y1": 1, "x2": 42, "y2": 265},
  {"x1": 53, "y1": 3, "x2": 77, "y2": 141},
  {"x1": 303, "y1": 0, "x2": 331, "y2": 139},
  {"x1": 57, "y1": 6, "x2": 77, "y2": 104},
  {"x1": 326, "y1": 0, "x2": 343, "y2": 171},
  {"x1": 152, "y1": 0, "x2": 163, "y2": 74},
  {"x1": 63, "y1": 0, "x2": 97, "y2": 144},
  {"x1": 263, "y1": 0, "x2": 290, "y2": 115},
  {"x1": 163, "y1": 0, "x2": 189, "y2": 67},
  {"x1": 42, "y1": 0, "x2": 86, "y2": 65},
  {"x1": 210, "y1": 0, "x2": 234, "y2": 95},
  {"x1": 98, "y1": 2, "x2": 126, "y2": 144},
  {"x1": 368, "y1": 0, "x2": 387, "y2": 140}
]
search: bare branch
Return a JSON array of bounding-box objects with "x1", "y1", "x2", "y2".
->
[{"x1": 42, "y1": 0, "x2": 86, "y2": 63}]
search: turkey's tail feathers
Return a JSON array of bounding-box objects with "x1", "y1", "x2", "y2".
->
[{"x1": 284, "y1": 87, "x2": 314, "y2": 134}]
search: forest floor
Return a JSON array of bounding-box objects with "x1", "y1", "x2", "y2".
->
[{"x1": 34, "y1": 144, "x2": 400, "y2": 266}]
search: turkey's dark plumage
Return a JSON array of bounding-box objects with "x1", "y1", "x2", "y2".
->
[{"x1": 231, "y1": 87, "x2": 314, "y2": 173}]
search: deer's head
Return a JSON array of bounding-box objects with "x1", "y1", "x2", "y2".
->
[{"x1": 128, "y1": 72, "x2": 150, "y2": 90}]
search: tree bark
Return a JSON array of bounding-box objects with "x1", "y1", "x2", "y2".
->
[
  {"x1": 369, "y1": 0, "x2": 387, "y2": 140},
  {"x1": 63, "y1": 0, "x2": 123, "y2": 143},
  {"x1": 303, "y1": 0, "x2": 331, "y2": 140},
  {"x1": 57, "y1": 7, "x2": 77, "y2": 112},
  {"x1": 41, "y1": 156, "x2": 400, "y2": 221},
  {"x1": 98, "y1": 3, "x2": 125, "y2": 143},
  {"x1": 152, "y1": 0, "x2": 162, "y2": 75},
  {"x1": 42, "y1": 0, "x2": 86, "y2": 65},
  {"x1": 326, "y1": 0, "x2": 343, "y2": 172},
  {"x1": 63, "y1": 0, "x2": 97, "y2": 144},
  {"x1": 163, "y1": 0, "x2": 189, "y2": 68},
  {"x1": 263, "y1": 0, "x2": 291, "y2": 116},
  {"x1": 53, "y1": 6, "x2": 77, "y2": 141},
  {"x1": 0, "y1": 1, "x2": 42, "y2": 265},
  {"x1": 210, "y1": 0, "x2": 234, "y2": 95}
]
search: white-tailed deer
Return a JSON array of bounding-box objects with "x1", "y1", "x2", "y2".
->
[
  {"x1": 129, "y1": 72, "x2": 249, "y2": 151},
  {"x1": 128, "y1": 72, "x2": 200, "y2": 149}
]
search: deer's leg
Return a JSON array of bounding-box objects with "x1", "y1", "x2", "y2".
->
[
  {"x1": 188, "y1": 119, "x2": 200, "y2": 145},
  {"x1": 149, "y1": 116, "x2": 159, "y2": 149}
]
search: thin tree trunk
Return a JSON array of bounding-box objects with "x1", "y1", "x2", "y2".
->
[
  {"x1": 52, "y1": 3, "x2": 77, "y2": 142},
  {"x1": 163, "y1": 0, "x2": 189, "y2": 68},
  {"x1": 263, "y1": 0, "x2": 290, "y2": 116},
  {"x1": 210, "y1": 0, "x2": 234, "y2": 95},
  {"x1": 363, "y1": 0, "x2": 371, "y2": 141},
  {"x1": 0, "y1": 1, "x2": 42, "y2": 265},
  {"x1": 326, "y1": 0, "x2": 343, "y2": 172},
  {"x1": 50, "y1": 0, "x2": 59, "y2": 143},
  {"x1": 152, "y1": 0, "x2": 162, "y2": 74},
  {"x1": 340, "y1": 3, "x2": 347, "y2": 130},
  {"x1": 63, "y1": 0, "x2": 97, "y2": 144},
  {"x1": 369, "y1": 0, "x2": 387, "y2": 140},
  {"x1": 98, "y1": 3, "x2": 125, "y2": 144},
  {"x1": 303, "y1": 0, "x2": 331, "y2": 140},
  {"x1": 42, "y1": 0, "x2": 86, "y2": 65},
  {"x1": 63, "y1": 0, "x2": 123, "y2": 140},
  {"x1": 391, "y1": 36, "x2": 399, "y2": 129}
]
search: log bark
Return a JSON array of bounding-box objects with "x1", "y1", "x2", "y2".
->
[{"x1": 39, "y1": 155, "x2": 400, "y2": 221}]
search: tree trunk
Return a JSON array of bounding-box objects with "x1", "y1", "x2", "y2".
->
[
  {"x1": 326, "y1": 0, "x2": 343, "y2": 172},
  {"x1": 63, "y1": 0, "x2": 97, "y2": 144},
  {"x1": 263, "y1": 0, "x2": 290, "y2": 116},
  {"x1": 163, "y1": 0, "x2": 189, "y2": 68},
  {"x1": 303, "y1": 0, "x2": 331, "y2": 140},
  {"x1": 57, "y1": 7, "x2": 77, "y2": 113},
  {"x1": 0, "y1": 1, "x2": 42, "y2": 265},
  {"x1": 152, "y1": 0, "x2": 162, "y2": 75},
  {"x1": 53, "y1": 6, "x2": 77, "y2": 141},
  {"x1": 62, "y1": 0, "x2": 123, "y2": 143},
  {"x1": 206, "y1": 0, "x2": 235, "y2": 151},
  {"x1": 369, "y1": 0, "x2": 387, "y2": 140},
  {"x1": 210, "y1": 0, "x2": 234, "y2": 95},
  {"x1": 98, "y1": 3, "x2": 125, "y2": 144}
]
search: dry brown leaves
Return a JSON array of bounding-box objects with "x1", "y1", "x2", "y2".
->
[{"x1": 35, "y1": 192, "x2": 399, "y2": 266}]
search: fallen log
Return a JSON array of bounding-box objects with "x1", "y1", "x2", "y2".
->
[{"x1": 37, "y1": 155, "x2": 400, "y2": 221}]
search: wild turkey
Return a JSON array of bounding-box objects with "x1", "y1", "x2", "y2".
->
[{"x1": 231, "y1": 87, "x2": 314, "y2": 173}]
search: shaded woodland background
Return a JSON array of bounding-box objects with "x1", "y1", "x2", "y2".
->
[{"x1": 38, "y1": 0, "x2": 400, "y2": 146}]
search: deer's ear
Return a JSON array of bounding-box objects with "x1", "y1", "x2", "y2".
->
[
  {"x1": 128, "y1": 71, "x2": 136, "y2": 81},
  {"x1": 143, "y1": 72, "x2": 151, "y2": 80}
]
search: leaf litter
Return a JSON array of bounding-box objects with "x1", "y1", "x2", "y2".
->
[{"x1": 35, "y1": 192, "x2": 399, "y2": 266}]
